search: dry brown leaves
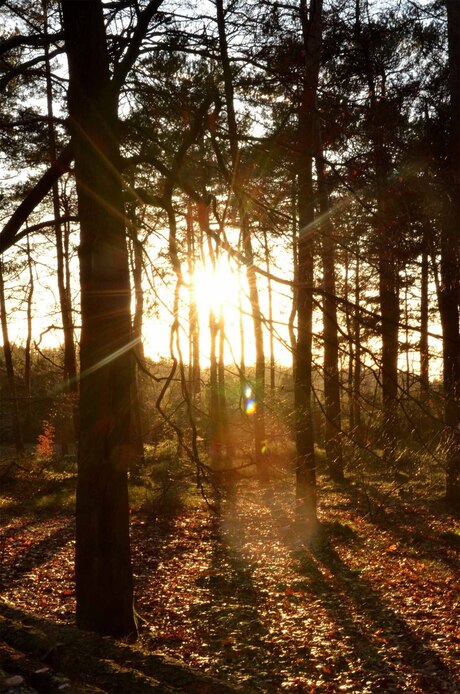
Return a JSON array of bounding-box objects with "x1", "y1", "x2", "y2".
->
[{"x1": 1, "y1": 476, "x2": 459, "y2": 693}]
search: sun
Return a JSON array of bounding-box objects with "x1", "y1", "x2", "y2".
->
[
  {"x1": 192, "y1": 256, "x2": 240, "y2": 319},
  {"x1": 185, "y1": 255, "x2": 252, "y2": 364}
]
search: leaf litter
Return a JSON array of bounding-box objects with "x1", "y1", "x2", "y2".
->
[{"x1": 1, "y1": 474, "x2": 459, "y2": 693}]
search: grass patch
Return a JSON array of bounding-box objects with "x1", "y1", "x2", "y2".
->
[{"x1": 31, "y1": 487, "x2": 76, "y2": 513}]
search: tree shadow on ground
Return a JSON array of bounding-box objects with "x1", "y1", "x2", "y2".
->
[
  {"x1": 264, "y1": 491, "x2": 458, "y2": 694},
  {"x1": 340, "y1": 479, "x2": 459, "y2": 568},
  {"x1": 189, "y1": 495, "x2": 283, "y2": 691},
  {"x1": 0, "y1": 602, "x2": 245, "y2": 693},
  {"x1": 0, "y1": 519, "x2": 74, "y2": 592}
]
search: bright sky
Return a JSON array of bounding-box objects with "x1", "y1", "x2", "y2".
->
[{"x1": 1, "y1": 215, "x2": 445, "y2": 387}]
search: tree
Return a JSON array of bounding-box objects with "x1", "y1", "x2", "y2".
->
[
  {"x1": 43, "y1": 0, "x2": 77, "y2": 453},
  {"x1": 442, "y1": 0, "x2": 460, "y2": 505},
  {"x1": 0, "y1": 260, "x2": 24, "y2": 453},
  {"x1": 353, "y1": 0, "x2": 402, "y2": 463},
  {"x1": 215, "y1": 0, "x2": 267, "y2": 478},
  {"x1": 294, "y1": 0, "x2": 323, "y2": 525},
  {"x1": 61, "y1": 0, "x2": 150, "y2": 637},
  {"x1": 316, "y1": 143, "x2": 344, "y2": 482}
]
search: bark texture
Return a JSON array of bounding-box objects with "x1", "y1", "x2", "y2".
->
[
  {"x1": 443, "y1": 0, "x2": 460, "y2": 505},
  {"x1": 294, "y1": 0, "x2": 323, "y2": 522},
  {"x1": 316, "y1": 148, "x2": 344, "y2": 481},
  {"x1": 61, "y1": 0, "x2": 136, "y2": 636}
]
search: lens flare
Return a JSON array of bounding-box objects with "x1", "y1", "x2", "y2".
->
[
  {"x1": 246, "y1": 398, "x2": 256, "y2": 415},
  {"x1": 244, "y1": 386, "x2": 256, "y2": 415}
]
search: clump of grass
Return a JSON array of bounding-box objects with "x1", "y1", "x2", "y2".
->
[
  {"x1": 130, "y1": 440, "x2": 193, "y2": 518},
  {"x1": 32, "y1": 487, "x2": 76, "y2": 513}
]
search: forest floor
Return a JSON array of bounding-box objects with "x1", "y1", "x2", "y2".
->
[{"x1": 0, "y1": 456, "x2": 459, "y2": 693}]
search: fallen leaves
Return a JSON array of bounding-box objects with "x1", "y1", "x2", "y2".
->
[{"x1": 1, "y1": 475, "x2": 459, "y2": 693}]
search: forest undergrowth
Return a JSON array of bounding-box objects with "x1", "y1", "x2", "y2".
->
[{"x1": 0, "y1": 456, "x2": 459, "y2": 693}]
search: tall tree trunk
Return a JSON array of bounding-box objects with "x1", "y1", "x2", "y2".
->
[
  {"x1": 294, "y1": 0, "x2": 322, "y2": 523},
  {"x1": 289, "y1": 179, "x2": 299, "y2": 362},
  {"x1": 215, "y1": 0, "x2": 266, "y2": 476},
  {"x1": 353, "y1": 256, "x2": 363, "y2": 446},
  {"x1": 44, "y1": 0, "x2": 77, "y2": 456},
  {"x1": 238, "y1": 242, "x2": 247, "y2": 410},
  {"x1": 24, "y1": 235, "x2": 34, "y2": 440},
  {"x1": 420, "y1": 249, "x2": 429, "y2": 395},
  {"x1": 263, "y1": 229, "x2": 276, "y2": 392},
  {"x1": 199, "y1": 203, "x2": 228, "y2": 471},
  {"x1": 61, "y1": 0, "x2": 136, "y2": 636},
  {"x1": 209, "y1": 302, "x2": 225, "y2": 471},
  {"x1": 218, "y1": 303, "x2": 232, "y2": 459},
  {"x1": 0, "y1": 262, "x2": 24, "y2": 453},
  {"x1": 129, "y1": 214, "x2": 146, "y2": 464},
  {"x1": 355, "y1": 0, "x2": 399, "y2": 463},
  {"x1": 344, "y1": 250, "x2": 354, "y2": 433},
  {"x1": 187, "y1": 202, "x2": 200, "y2": 400},
  {"x1": 315, "y1": 146, "x2": 344, "y2": 481},
  {"x1": 404, "y1": 272, "x2": 411, "y2": 396},
  {"x1": 378, "y1": 235, "x2": 399, "y2": 463},
  {"x1": 442, "y1": 0, "x2": 460, "y2": 505},
  {"x1": 44, "y1": 0, "x2": 77, "y2": 398}
]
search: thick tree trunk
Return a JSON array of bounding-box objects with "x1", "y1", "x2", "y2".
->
[
  {"x1": 443, "y1": 0, "x2": 460, "y2": 505},
  {"x1": 61, "y1": 0, "x2": 136, "y2": 636}
]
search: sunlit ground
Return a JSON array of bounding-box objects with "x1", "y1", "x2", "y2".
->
[{"x1": 1, "y1": 460, "x2": 458, "y2": 693}]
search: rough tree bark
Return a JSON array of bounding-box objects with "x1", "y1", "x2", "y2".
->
[
  {"x1": 61, "y1": 0, "x2": 136, "y2": 636},
  {"x1": 315, "y1": 145, "x2": 344, "y2": 482},
  {"x1": 442, "y1": 0, "x2": 460, "y2": 505},
  {"x1": 294, "y1": 0, "x2": 323, "y2": 523}
]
